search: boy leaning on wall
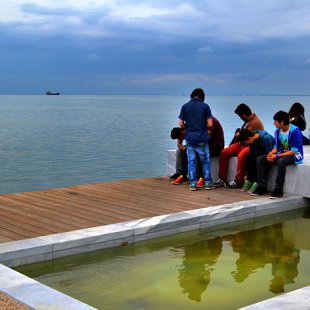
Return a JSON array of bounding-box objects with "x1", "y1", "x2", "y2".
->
[{"x1": 251, "y1": 110, "x2": 304, "y2": 199}]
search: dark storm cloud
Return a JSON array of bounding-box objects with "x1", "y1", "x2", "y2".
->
[{"x1": 1, "y1": 1, "x2": 310, "y2": 94}]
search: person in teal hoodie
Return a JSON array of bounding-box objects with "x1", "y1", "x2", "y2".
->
[
  {"x1": 237, "y1": 129, "x2": 275, "y2": 193},
  {"x1": 251, "y1": 110, "x2": 303, "y2": 199}
]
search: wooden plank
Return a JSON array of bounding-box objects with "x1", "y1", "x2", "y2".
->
[
  {"x1": 59, "y1": 185, "x2": 173, "y2": 216},
  {"x1": 80, "y1": 180, "x2": 210, "y2": 209},
  {"x1": 0, "y1": 177, "x2": 258, "y2": 243},
  {"x1": 0, "y1": 209, "x2": 55, "y2": 235},
  {"x1": 40, "y1": 188, "x2": 153, "y2": 219},
  {"x1": 30, "y1": 192, "x2": 131, "y2": 221},
  {"x1": 0, "y1": 235, "x2": 14, "y2": 243},
  {"x1": 0, "y1": 193, "x2": 95, "y2": 228}
]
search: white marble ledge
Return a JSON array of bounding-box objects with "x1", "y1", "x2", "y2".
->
[
  {"x1": 134, "y1": 223, "x2": 201, "y2": 242},
  {"x1": 240, "y1": 285, "x2": 310, "y2": 309},
  {"x1": 124, "y1": 196, "x2": 306, "y2": 236},
  {"x1": 0, "y1": 222, "x2": 134, "y2": 265},
  {"x1": 39, "y1": 222, "x2": 134, "y2": 251},
  {"x1": 124, "y1": 212, "x2": 202, "y2": 235},
  {"x1": 52, "y1": 236, "x2": 134, "y2": 260},
  {"x1": 201, "y1": 196, "x2": 306, "y2": 222},
  {"x1": 0, "y1": 238, "x2": 52, "y2": 261},
  {"x1": 123, "y1": 199, "x2": 256, "y2": 236},
  {"x1": 1, "y1": 253, "x2": 53, "y2": 269},
  {"x1": 0, "y1": 264, "x2": 95, "y2": 310},
  {"x1": 200, "y1": 213, "x2": 254, "y2": 229},
  {"x1": 255, "y1": 196, "x2": 309, "y2": 217}
]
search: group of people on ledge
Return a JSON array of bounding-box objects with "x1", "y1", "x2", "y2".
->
[{"x1": 169, "y1": 88, "x2": 308, "y2": 198}]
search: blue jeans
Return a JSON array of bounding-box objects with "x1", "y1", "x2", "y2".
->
[{"x1": 186, "y1": 142, "x2": 212, "y2": 184}]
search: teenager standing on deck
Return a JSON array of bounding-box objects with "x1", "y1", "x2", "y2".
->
[{"x1": 178, "y1": 88, "x2": 215, "y2": 191}]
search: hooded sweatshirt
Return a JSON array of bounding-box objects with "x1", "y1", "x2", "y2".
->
[{"x1": 274, "y1": 124, "x2": 304, "y2": 164}]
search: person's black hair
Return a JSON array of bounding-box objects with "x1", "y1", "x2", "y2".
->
[
  {"x1": 273, "y1": 110, "x2": 290, "y2": 125},
  {"x1": 238, "y1": 129, "x2": 255, "y2": 143},
  {"x1": 171, "y1": 127, "x2": 183, "y2": 139},
  {"x1": 289, "y1": 102, "x2": 305, "y2": 118},
  {"x1": 234, "y1": 103, "x2": 252, "y2": 116},
  {"x1": 190, "y1": 88, "x2": 205, "y2": 101}
]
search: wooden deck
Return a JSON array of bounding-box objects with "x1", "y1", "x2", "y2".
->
[{"x1": 0, "y1": 177, "x2": 258, "y2": 244}]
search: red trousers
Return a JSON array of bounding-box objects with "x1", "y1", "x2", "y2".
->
[{"x1": 218, "y1": 143, "x2": 250, "y2": 182}]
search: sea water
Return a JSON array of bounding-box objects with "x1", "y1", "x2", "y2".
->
[
  {"x1": 16, "y1": 207, "x2": 310, "y2": 310},
  {"x1": 0, "y1": 95, "x2": 309, "y2": 194}
]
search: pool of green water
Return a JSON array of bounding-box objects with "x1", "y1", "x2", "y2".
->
[{"x1": 16, "y1": 207, "x2": 310, "y2": 310}]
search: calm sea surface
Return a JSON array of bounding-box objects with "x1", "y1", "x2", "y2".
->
[{"x1": 0, "y1": 95, "x2": 309, "y2": 194}]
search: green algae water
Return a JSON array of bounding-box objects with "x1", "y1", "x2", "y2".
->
[{"x1": 16, "y1": 208, "x2": 310, "y2": 309}]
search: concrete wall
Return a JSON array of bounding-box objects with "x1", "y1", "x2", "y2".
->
[{"x1": 167, "y1": 145, "x2": 310, "y2": 198}]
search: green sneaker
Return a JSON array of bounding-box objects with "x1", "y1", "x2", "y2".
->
[
  {"x1": 241, "y1": 180, "x2": 252, "y2": 192},
  {"x1": 247, "y1": 182, "x2": 258, "y2": 194}
]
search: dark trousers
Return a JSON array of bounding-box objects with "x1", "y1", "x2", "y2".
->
[
  {"x1": 210, "y1": 144, "x2": 223, "y2": 157},
  {"x1": 180, "y1": 149, "x2": 188, "y2": 177},
  {"x1": 256, "y1": 154, "x2": 295, "y2": 190},
  {"x1": 246, "y1": 148, "x2": 266, "y2": 183},
  {"x1": 246, "y1": 153, "x2": 258, "y2": 183},
  {"x1": 302, "y1": 135, "x2": 310, "y2": 145}
]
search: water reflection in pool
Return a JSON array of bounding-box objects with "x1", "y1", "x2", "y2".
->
[{"x1": 16, "y1": 207, "x2": 310, "y2": 310}]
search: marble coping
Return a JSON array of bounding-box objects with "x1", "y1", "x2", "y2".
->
[
  {"x1": 240, "y1": 285, "x2": 310, "y2": 310},
  {"x1": 0, "y1": 264, "x2": 95, "y2": 310},
  {"x1": 167, "y1": 145, "x2": 310, "y2": 198},
  {"x1": 0, "y1": 195, "x2": 309, "y2": 309}
]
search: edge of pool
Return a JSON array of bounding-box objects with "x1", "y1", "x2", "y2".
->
[{"x1": 0, "y1": 195, "x2": 309, "y2": 310}]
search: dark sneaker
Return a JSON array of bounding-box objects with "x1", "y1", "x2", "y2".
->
[
  {"x1": 214, "y1": 179, "x2": 224, "y2": 187},
  {"x1": 205, "y1": 182, "x2": 216, "y2": 190},
  {"x1": 226, "y1": 180, "x2": 242, "y2": 188},
  {"x1": 269, "y1": 188, "x2": 283, "y2": 199},
  {"x1": 250, "y1": 187, "x2": 267, "y2": 196},
  {"x1": 190, "y1": 182, "x2": 197, "y2": 191},
  {"x1": 169, "y1": 173, "x2": 181, "y2": 180},
  {"x1": 223, "y1": 181, "x2": 231, "y2": 188},
  {"x1": 182, "y1": 177, "x2": 189, "y2": 184},
  {"x1": 231, "y1": 180, "x2": 243, "y2": 188}
]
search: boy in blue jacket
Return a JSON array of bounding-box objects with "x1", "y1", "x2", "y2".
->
[{"x1": 251, "y1": 110, "x2": 303, "y2": 198}]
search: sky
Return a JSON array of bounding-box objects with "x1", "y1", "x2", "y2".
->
[{"x1": 1, "y1": 0, "x2": 310, "y2": 95}]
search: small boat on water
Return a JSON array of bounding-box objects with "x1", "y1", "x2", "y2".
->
[{"x1": 46, "y1": 90, "x2": 60, "y2": 95}]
